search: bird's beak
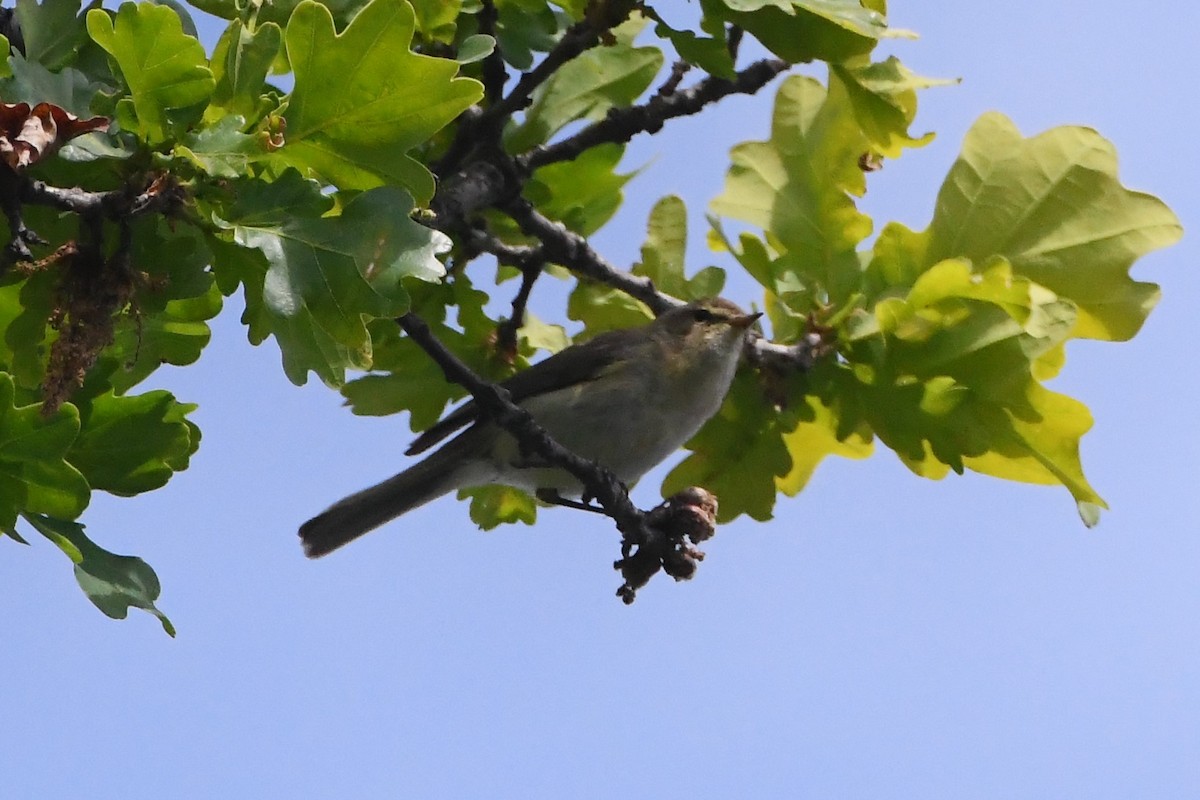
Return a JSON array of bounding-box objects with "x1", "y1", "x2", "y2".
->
[{"x1": 729, "y1": 311, "x2": 763, "y2": 330}]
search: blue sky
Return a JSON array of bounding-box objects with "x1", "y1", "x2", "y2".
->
[{"x1": 5, "y1": 2, "x2": 1197, "y2": 798}]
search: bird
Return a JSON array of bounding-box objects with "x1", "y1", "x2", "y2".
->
[{"x1": 299, "y1": 297, "x2": 761, "y2": 557}]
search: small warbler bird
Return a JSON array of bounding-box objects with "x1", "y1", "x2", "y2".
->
[{"x1": 299, "y1": 297, "x2": 761, "y2": 557}]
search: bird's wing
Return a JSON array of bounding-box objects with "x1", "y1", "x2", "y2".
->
[{"x1": 404, "y1": 326, "x2": 641, "y2": 456}]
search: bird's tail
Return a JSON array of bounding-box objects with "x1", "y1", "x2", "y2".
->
[{"x1": 299, "y1": 435, "x2": 484, "y2": 558}]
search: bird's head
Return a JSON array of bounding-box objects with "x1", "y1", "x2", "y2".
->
[{"x1": 653, "y1": 297, "x2": 762, "y2": 366}]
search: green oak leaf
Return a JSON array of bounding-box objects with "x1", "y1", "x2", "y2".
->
[
  {"x1": 211, "y1": 171, "x2": 449, "y2": 365},
  {"x1": 506, "y1": 18, "x2": 664, "y2": 151},
  {"x1": 0, "y1": 374, "x2": 90, "y2": 530},
  {"x1": 176, "y1": 115, "x2": 269, "y2": 178},
  {"x1": 205, "y1": 19, "x2": 282, "y2": 125},
  {"x1": 167, "y1": 0, "x2": 235, "y2": 20},
  {"x1": 339, "y1": 355, "x2": 451, "y2": 420},
  {"x1": 130, "y1": 211, "x2": 218, "y2": 306},
  {"x1": 707, "y1": 218, "x2": 806, "y2": 305},
  {"x1": 663, "y1": 372, "x2": 793, "y2": 522},
  {"x1": 189, "y1": 0, "x2": 373, "y2": 28},
  {"x1": 23, "y1": 513, "x2": 175, "y2": 636},
  {"x1": 633, "y1": 195, "x2": 726, "y2": 301},
  {"x1": 518, "y1": 311, "x2": 570, "y2": 354},
  {"x1": 207, "y1": 236, "x2": 368, "y2": 386},
  {"x1": 60, "y1": 134, "x2": 133, "y2": 163},
  {"x1": 103, "y1": 290, "x2": 223, "y2": 395},
  {"x1": 0, "y1": 55, "x2": 105, "y2": 119},
  {"x1": 15, "y1": 0, "x2": 90, "y2": 72},
  {"x1": 869, "y1": 113, "x2": 1183, "y2": 341},
  {"x1": 0, "y1": 215, "x2": 218, "y2": 400},
  {"x1": 67, "y1": 390, "x2": 198, "y2": 496},
  {"x1": 635, "y1": 195, "x2": 688, "y2": 295},
  {"x1": 524, "y1": 143, "x2": 633, "y2": 236},
  {"x1": 549, "y1": 0, "x2": 585, "y2": 19},
  {"x1": 459, "y1": 485, "x2": 537, "y2": 530},
  {"x1": 722, "y1": 0, "x2": 886, "y2": 35},
  {"x1": 650, "y1": 17, "x2": 734, "y2": 78},
  {"x1": 280, "y1": 0, "x2": 483, "y2": 201},
  {"x1": 149, "y1": 0, "x2": 200, "y2": 37},
  {"x1": 409, "y1": 0, "x2": 462, "y2": 44},
  {"x1": 775, "y1": 385, "x2": 872, "y2": 496},
  {"x1": 456, "y1": 34, "x2": 496, "y2": 64},
  {"x1": 86, "y1": 2, "x2": 215, "y2": 146},
  {"x1": 702, "y1": 0, "x2": 886, "y2": 63},
  {"x1": 4, "y1": 270, "x2": 58, "y2": 392},
  {"x1": 710, "y1": 75, "x2": 872, "y2": 304},
  {"x1": 843, "y1": 257, "x2": 1104, "y2": 520},
  {"x1": 832, "y1": 56, "x2": 955, "y2": 158},
  {"x1": 342, "y1": 277, "x2": 516, "y2": 427},
  {"x1": 0, "y1": 283, "x2": 23, "y2": 372},
  {"x1": 70, "y1": 218, "x2": 224, "y2": 395},
  {"x1": 566, "y1": 283, "x2": 653, "y2": 339},
  {"x1": 269, "y1": 0, "x2": 373, "y2": 29},
  {"x1": 271, "y1": 311, "x2": 365, "y2": 386},
  {"x1": 760, "y1": 287, "x2": 811, "y2": 343},
  {"x1": 494, "y1": 0, "x2": 559, "y2": 71}
]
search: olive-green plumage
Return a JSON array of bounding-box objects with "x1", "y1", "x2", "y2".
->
[{"x1": 299, "y1": 298, "x2": 759, "y2": 557}]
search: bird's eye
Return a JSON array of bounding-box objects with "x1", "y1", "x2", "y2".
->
[{"x1": 692, "y1": 308, "x2": 716, "y2": 323}]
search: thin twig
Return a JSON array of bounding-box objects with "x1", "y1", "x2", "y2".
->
[
  {"x1": 655, "y1": 61, "x2": 691, "y2": 98},
  {"x1": 457, "y1": 222, "x2": 548, "y2": 360},
  {"x1": 518, "y1": 57, "x2": 789, "y2": 171},
  {"x1": 497, "y1": 199, "x2": 828, "y2": 370},
  {"x1": 501, "y1": 197, "x2": 677, "y2": 315},
  {"x1": 727, "y1": 25, "x2": 743, "y2": 61},
  {"x1": 461, "y1": 223, "x2": 543, "y2": 266},
  {"x1": 479, "y1": 22, "x2": 599, "y2": 127},
  {"x1": 496, "y1": 260, "x2": 542, "y2": 359},
  {"x1": 432, "y1": 56, "x2": 788, "y2": 229}
]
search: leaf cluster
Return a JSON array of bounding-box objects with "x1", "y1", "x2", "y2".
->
[{"x1": 0, "y1": 0, "x2": 1180, "y2": 625}]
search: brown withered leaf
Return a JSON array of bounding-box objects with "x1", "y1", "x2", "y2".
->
[{"x1": 0, "y1": 101, "x2": 109, "y2": 171}]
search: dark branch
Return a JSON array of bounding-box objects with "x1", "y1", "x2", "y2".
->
[
  {"x1": 655, "y1": 61, "x2": 692, "y2": 98},
  {"x1": 519, "y1": 58, "x2": 789, "y2": 171},
  {"x1": 430, "y1": 155, "x2": 513, "y2": 220},
  {"x1": 496, "y1": 259, "x2": 542, "y2": 360},
  {"x1": 455, "y1": 222, "x2": 549, "y2": 360},
  {"x1": 0, "y1": 8, "x2": 25, "y2": 56},
  {"x1": 396, "y1": 310, "x2": 652, "y2": 536},
  {"x1": 0, "y1": 168, "x2": 44, "y2": 261},
  {"x1": 428, "y1": 1, "x2": 508, "y2": 183},
  {"x1": 498, "y1": 198, "x2": 829, "y2": 370},
  {"x1": 726, "y1": 25, "x2": 744, "y2": 62},
  {"x1": 434, "y1": 7, "x2": 620, "y2": 190},
  {"x1": 501, "y1": 196, "x2": 678, "y2": 315},
  {"x1": 397, "y1": 311, "x2": 727, "y2": 602},
  {"x1": 479, "y1": 22, "x2": 600, "y2": 127},
  {"x1": 20, "y1": 176, "x2": 181, "y2": 219},
  {"x1": 1, "y1": 171, "x2": 183, "y2": 271},
  {"x1": 476, "y1": 0, "x2": 507, "y2": 105},
  {"x1": 431, "y1": 52, "x2": 787, "y2": 236},
  {"x1": 462, "y1": 224, "x2": 543, "y2": 267},
  {"x1": 746, "y1": 331, "x2": 829, "y2": 373},
  {"x1": 421, "y1": 41, "x2": 824, "y2": 383}
]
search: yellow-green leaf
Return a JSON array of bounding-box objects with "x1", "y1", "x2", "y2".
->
[{"x1": 280, "y1": 0, "x2": 482, "y2": 200}]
